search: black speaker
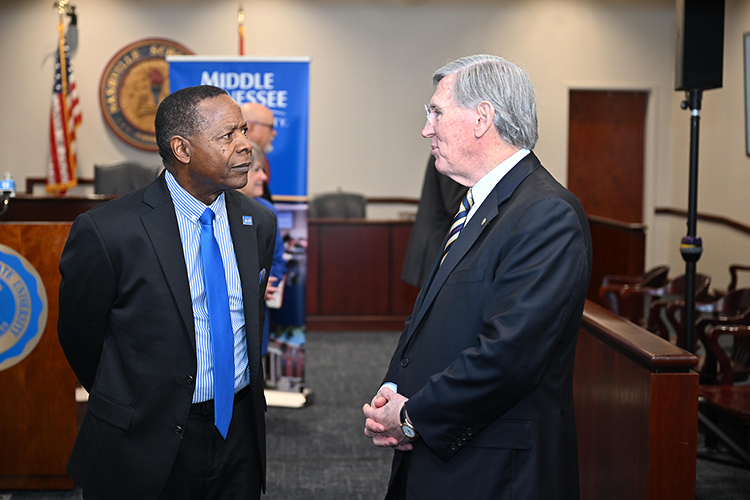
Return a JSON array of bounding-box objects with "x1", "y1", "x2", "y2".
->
[{"x1": 675, "y1": 0, "x2": 725, "y2": 91}]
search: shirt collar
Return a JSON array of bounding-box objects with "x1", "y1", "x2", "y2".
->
[
  {"x1": 165, "y1": 169, "x2": 227, "y2": 223},
  {"x1": 466, "y1": 148, "x2": 530, "y2": 222}
]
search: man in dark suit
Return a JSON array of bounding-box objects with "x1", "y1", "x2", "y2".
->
[
  {"x1": 364, "y1": 55, "x2": 592, "y2": 500},
  {"x1": 58, "y1": 85, "x2": 276, "y2": 499}
]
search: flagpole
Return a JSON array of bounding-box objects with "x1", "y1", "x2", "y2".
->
[
  {"x1": 238, "y1": 6, "x2": 245, "y2": 56},
  {"x1": 57, "y1": 0, "x2": 76, "y2": 188},
  {"x1": 57, "y1": 6, "x2": 68, "y2": 100},
  {"x1": 48, "y1": 0, "x2": 79, "y2": 194}
]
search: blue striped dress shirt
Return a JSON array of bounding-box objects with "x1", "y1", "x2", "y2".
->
[{"x1": 165, "y1": 171, "x2": 249, "y2": 403}]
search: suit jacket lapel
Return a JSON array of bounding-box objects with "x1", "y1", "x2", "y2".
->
[
  {"x1": 406, "y1": 153, "x2": 541, "y2": 339},
  {"x1": 140, "y1": 173, "x2": 197, "y2": 350},
  {"x1": 226, "y1": 190, "x2": 262, "y2": 387}
]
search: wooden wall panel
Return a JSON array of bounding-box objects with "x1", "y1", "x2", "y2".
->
[
  {"x1": 318, "y1": 224, "x2": 390, "y2": 315},
  {"x1": 2, "y1": 195, "x2": 109, "y2": 222},
  {"x1": 306, "y1": 220, "x2": 418, "y2": 330},
  {"x1": 588, "y1": 216, "x2": 646, "y2": 302}
]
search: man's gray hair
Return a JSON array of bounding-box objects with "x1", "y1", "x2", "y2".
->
[{"x1": 433, "y1": 54, "x2": 538, "y2": 150}]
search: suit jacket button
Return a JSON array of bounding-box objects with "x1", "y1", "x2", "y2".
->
[
  {"x1": 186, "y1": 375, "x2": 195, "y2": 385},
  {"x1": 400, "y1": 358, "x2": 409, "y2": 368},
  {"x1": 174, "y1": 425, "x2": 184, "y2": 435}
]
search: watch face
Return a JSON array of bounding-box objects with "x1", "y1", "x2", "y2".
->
[{"x1": 402, "y1": 424, "x2": 416, "y2": 438}]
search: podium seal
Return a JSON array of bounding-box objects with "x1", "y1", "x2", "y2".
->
[{"x1": 0, "y1": 244, "x2": 48, "y2": 371}]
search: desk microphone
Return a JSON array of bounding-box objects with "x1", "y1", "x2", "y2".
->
[{"x1": 1, "y1": 173, "x2": 16, "y2": 216}]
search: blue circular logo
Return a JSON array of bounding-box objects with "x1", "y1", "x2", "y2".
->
[{"x1": 0, "y1": 244, "x2": 47, "y2": 371}]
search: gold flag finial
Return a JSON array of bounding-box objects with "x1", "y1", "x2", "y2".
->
[
  {"x1": 54, "y1": 0, "x2": 69, "y2": 16},
  {"x1": 238, "y1": 5, "x2": 245, "y2": 56}
]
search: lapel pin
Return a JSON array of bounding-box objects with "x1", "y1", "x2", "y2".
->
[
  {"x1": 243, "y1": 216, "x2": 254, "y2": 226},
  {"x1": 481, "y1": 218, "x2": 487, "y2": 226}
]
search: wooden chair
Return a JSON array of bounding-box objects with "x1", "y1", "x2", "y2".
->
[
  {"x1": 620, "y1": 272, "x2": 711, "y2": 328},
  {"x1": 727, "y1": 264, "x2": 750, "y2": 292},
  {"x1": 698, "y1": 324, "x2": 750, "y2": 468},
  {"x1": 694, "y1": 297, "x2": 750, "y2": 385},
  {"x1": 648, "y1": 288, "x2": 750, "y2": 354},
  {"x1": 597, "y1": 265, "x2": 669, "y2": 316}
]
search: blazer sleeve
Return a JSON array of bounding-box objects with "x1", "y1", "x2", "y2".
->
[
  {"x1": 406, "y1": 196, "x2": 590, "y2": 461},
  {"x1": 58, "y1": 212, "x2": 118, "y2": 391}
]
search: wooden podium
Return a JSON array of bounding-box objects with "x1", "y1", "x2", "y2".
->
[{"x1": 0, "y1": 223, "x2": 77, "y2": 489}]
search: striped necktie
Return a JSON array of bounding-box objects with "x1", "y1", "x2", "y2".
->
[
  {"x1": 441, "y1": 189, "x2": 473, "y2": 265},
  {"x1": 199, "y1": 208, "x2": 234, "y2": 439}
]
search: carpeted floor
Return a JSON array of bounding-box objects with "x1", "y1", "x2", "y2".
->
[
  {"x1": 2, "y1": 331, "x2": 749, "y2": 500},
  {"x1": 262, "y1": 331, "x2": 395, "y2": 500}
]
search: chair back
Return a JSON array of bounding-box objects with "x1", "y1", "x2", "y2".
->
[
  {"x1": 309, "y1": 192, "x2": 366, "y2": 219},
  {"x1": 701, "y1": 325, "x2": 750, "y2": 385},
  {"x1": 620, "y1": 272, "x2": 710, "y2": 326},
  {"x1": 658, "y1": 273, "x2": 712, "y2": 298},
  {"x1": 640, "y1": 265, "x2": 671, "y2": 287},
  {"x1": 656, "y1": 287, "x2": 750, "y2": 351},
  {"x1": 727, "y1": 264, "x2": 750, "y2": 292},
  {"x1": 598, "y1": 265, "x2": 669, "y2": 315},
  {"x1": 94, "y1": 161, "x2": 162, "y2": 195}
]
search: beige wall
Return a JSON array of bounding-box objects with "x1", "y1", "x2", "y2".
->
[
  {"x1": 659, "y1": 0, "x2": 750, "y2": 288},
  {"x1": 1, "y1": 0, "x2": 748, "y2": 287}
]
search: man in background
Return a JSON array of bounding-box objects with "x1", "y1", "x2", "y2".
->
[
  {"x1": 58, "y1": 85, "x2": 276, "y2": 499},
  {"x1": 241, "y1": 102, "x2": 277, "y2": 154},
  {"x1": 363, "y1": 55, "x2": 592, "y2": 500},
  {"x1": 401, "y1": 154, "x2": 465, "y2": 288},
  {"x1": 241, "y1": 102, "x2": 277, "y2": 203}
]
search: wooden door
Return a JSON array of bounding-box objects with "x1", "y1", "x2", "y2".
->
[{"x1": 568, "y1": 90, "x2": 648, "y2": 300}]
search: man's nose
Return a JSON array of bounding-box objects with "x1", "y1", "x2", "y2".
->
[
  {"x1": 422, "y1": 120, "x2": 435, "y2": 138},
  {"x1": 239, "y1": 133, "x2": 253, "y2": 154}
]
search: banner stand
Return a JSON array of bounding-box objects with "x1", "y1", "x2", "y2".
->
[{"x1": 168, "y1": 56, "x2": 311, "y2": 408}]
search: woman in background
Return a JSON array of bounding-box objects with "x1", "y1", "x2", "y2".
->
[{"x1": 239, "y1": 147, "x2": 287, "y2": 355}]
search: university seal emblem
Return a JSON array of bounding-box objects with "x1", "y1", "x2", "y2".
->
[
  {"x1": 99, "y1": 38, "x2": 193, "y2": 151},
  {"x1": 0, "y1": 244, "x2": 48, "y2": 371}
]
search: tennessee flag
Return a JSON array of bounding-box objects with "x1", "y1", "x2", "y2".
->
[{"x1": 47, "y1": 19, "x2": 81, "y2": 193}]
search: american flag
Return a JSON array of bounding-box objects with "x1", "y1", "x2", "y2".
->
[{"x1": 46, "y1": 21, "x2": 81, "y2": 193}]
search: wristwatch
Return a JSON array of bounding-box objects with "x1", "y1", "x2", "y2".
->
[{"x1": 400, "y1": 402, "x2": 418, "y2": 439}]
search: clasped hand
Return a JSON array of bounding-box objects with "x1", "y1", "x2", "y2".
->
[{"x1": 362, "y1": 387, "x2": 414, "y2": 451}]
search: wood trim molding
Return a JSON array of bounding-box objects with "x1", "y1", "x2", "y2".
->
[
  {"x1": 582, "y1": 300, "x2": 699, "y2": 370},
  {"x1": 655, "y1": 206, "x2": 750, "y2": 236},
  {"x1": 587, "y1": 214, "x2": 647, "y2": 232}
]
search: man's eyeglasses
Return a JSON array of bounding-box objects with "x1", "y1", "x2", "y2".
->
[
  {"x1": 248, "y1": 120, "x2": 275, "y2": 132},
  {"x1": 424, "y1": 104, "x2": 462, "y2": 126}
]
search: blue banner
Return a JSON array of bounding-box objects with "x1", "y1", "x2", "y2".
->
[{"x1": 167, "y1": 56, "x2": 309, "y2": 198}]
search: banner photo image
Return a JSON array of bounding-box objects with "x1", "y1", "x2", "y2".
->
[{"x1": 168, "y1": 56, "x2": 310, "y2": 405}]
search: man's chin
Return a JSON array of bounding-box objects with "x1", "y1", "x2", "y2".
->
[{"x1": 433, "y1": 158, "x2": 448, "y2": 174}]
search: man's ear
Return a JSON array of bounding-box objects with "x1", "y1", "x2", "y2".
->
[
  {"x1": 170, "y1": 136, "x2": 190, "y2": 165},
  {"x1": 474, "y1": 101, "x2": 495, "y2": 138}
]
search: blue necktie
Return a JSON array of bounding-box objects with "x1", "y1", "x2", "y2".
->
[
  {"x1": 199, "y1": 208, "x2": 234, "y2": 439},
  {"x1": 441, "y1": 189, "x2": 474, "y2": 265}
]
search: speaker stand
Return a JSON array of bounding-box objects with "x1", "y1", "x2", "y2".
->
[{"x1": 679, "y1": 89, "x2": 704, "y2": 353}]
